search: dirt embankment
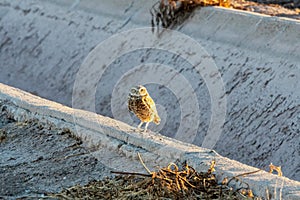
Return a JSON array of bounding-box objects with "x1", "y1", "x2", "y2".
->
[{"x1": 0, "y1": 102, "x2": 110, "y2": 199}]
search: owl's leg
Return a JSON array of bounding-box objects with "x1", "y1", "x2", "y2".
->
[
  {"x1": 137, "y1": 122, "x2": 144, "y2": 130},
  {"x1": 144, "y1": 122, "x2": 150, "y2": 132}
]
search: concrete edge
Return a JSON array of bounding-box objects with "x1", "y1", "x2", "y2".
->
[
  {"x1": 64, "y1": 0, "x2": 299, "y2": 61},
  {"x1": 0, "y1": 82, "x2": 299, "y2": 199},
  {"x1": 180, "y1": 7, "x2": 300, "y2": 62}
]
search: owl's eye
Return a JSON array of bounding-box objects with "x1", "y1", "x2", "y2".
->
[
  {"x1": 131, "y1": 88, "x2": 136, "y2": 93},
  {"x1": 139, "y1": 88, "x2": 146, "y2": 94}
]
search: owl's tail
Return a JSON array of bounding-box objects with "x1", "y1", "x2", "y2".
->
[{"x1": 153, "y1": 115, "x2": 161, "y2": 125}]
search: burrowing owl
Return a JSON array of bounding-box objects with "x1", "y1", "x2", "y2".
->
[{"x1": 128, "y1": 85, "x2": 161, "y2": 132}]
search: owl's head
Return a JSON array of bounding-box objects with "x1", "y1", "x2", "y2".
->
[{"x1": 130, "y1": 85, "x2": 148, "y2": 96}]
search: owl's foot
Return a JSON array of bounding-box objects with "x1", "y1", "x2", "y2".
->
[
  {"x1": 135, "y1": 122, "x2": 150, "y2": 133},
  {"x1": 135, "y1": 122, "x2": 144, "y2": 132},
  {"x1": 143, "y1": 122, "x2": 150, "y2": 133}
]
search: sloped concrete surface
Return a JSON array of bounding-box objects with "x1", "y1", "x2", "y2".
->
[
  {"x1": 1, "y1": 83, "x2": 300, "y2": 199},
  {"x1": 0, "y1": 0, "x2": 299, "y2": 185}
]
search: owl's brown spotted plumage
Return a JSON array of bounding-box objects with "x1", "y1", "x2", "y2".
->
[{"x1": 128, "y1": 85, "x2": 160, "y2": 132}]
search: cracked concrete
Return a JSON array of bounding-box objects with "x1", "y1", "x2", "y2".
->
[{"x1": 0, "y1": 0, "x2": 299, "y2": 187}]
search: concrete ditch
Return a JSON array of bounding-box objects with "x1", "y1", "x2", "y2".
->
[
  {"x1": 1, "y1": 0, "x2": 299, "y2": 182},
  {"x1": 0, "y1": 0, "x2": 299, "y2": 198}
]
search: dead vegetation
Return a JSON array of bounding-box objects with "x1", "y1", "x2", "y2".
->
[
  {"x1": 150, "y1": 0, "x2": 300, "y2": 30},
  {"x1": 48, "y1": 153, "x2": 273, "y2": 200},
  {"x1": 269, "y1": 163, "x2": 283, "y2": 177},
  {"x1": 151, "y1": 0, "x2": 230, "y2": 30}
]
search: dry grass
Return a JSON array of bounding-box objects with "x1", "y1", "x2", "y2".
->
[
  {"x1": 150, "y1": 0, "x2": 300, "y2": 30},
  {"x1": 49, "y1": 155, "x2": 261, "y2": 200}
]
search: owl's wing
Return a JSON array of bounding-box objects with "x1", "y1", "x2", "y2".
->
[
  {"x1": 144, "y1": 96, "x2": 158, "y2": 115},
  {"x1": 143, "y1": 96, "x2": 160, "y2": 124},
  {"x1": 151, "y1": 100, "x2": 159, "y2": 115}
]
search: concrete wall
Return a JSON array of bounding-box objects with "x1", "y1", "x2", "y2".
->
[{"x1": 0, "y1": 0, "x2": 299, "y2": 182}]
